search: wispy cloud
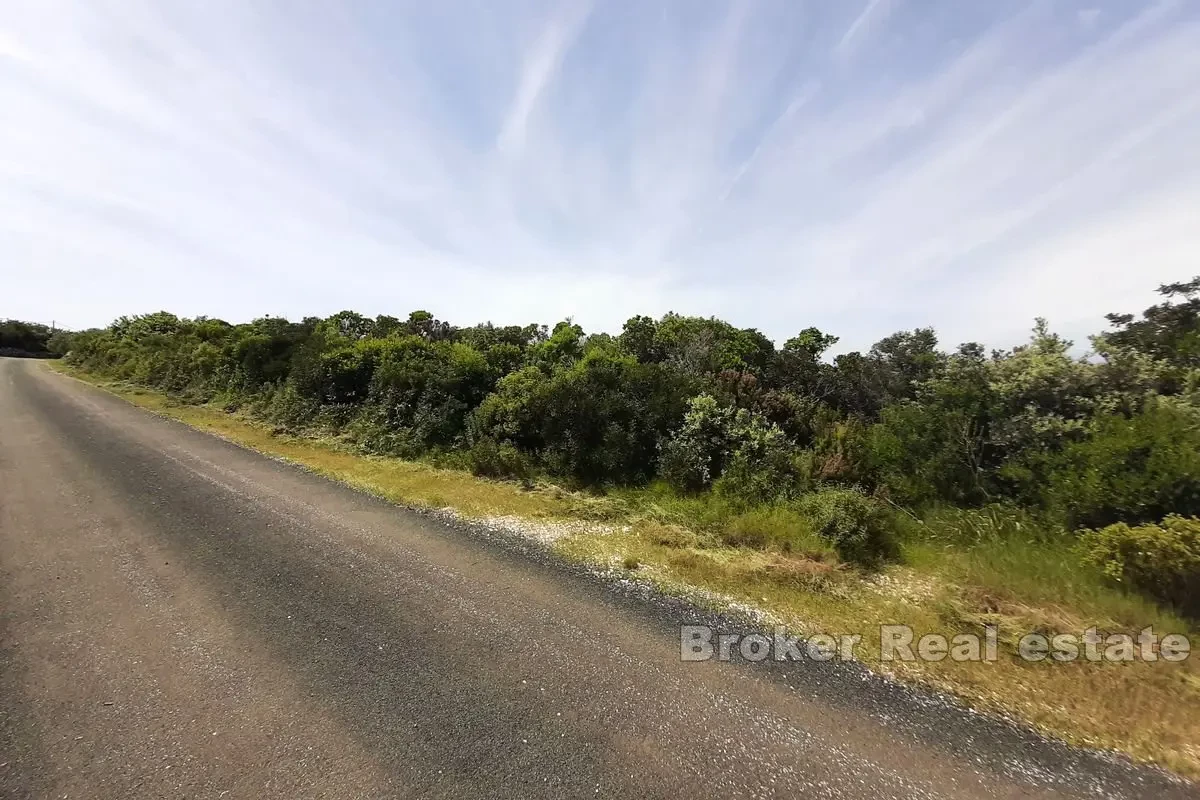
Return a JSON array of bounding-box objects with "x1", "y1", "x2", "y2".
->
[
  {"x1": 2, "y1": 0, "x2": 1198, "y2": 353},
  {"x1": 836, "y1": 0, "x2": 898, "y2": 59},
  {"x1": 497, "y1": 0, "x2": 593, "y2": 154}
]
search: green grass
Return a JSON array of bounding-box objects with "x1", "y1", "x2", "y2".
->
[
  {"x1": 902, "y1": 506, "x2": 1186, "y2": 636},
  {"x1": 608, "y1": 484, "x2": 838, "y2": 557},
  {"x1": 51, "y1": 361, "x2": 1200, "y2": 778}
]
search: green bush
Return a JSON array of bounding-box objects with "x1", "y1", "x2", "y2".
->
[
  {"x1": 663, "y1": 395, "x2": 808, "y2": 501},
  {"x1": 797, "y1": 488, "x2": 897, "y2": 566},
  {"x1": 367, "y1": 338, "x2": 493, "y2": 450},
  {"x1": 1080, "y1": 515, "x2": 1200, "y2": 618},
  {"x1": 1040, "y1": 400, "x2": 1200, "y2": 528},
  {"x1": 473, "y1": 352, "x2": 691, "y2": 487},
  {"x1": 659, "y1": 394, "x2": 736, "y2": 492},
  {"x1": 713, "y1": 434, "x2": 810, "y2": 505},
  {"x1": 261, "y1": 383, "x2": 321, "y2": 429},
  {"x1": 868, "y1": 402, "x2": 990, "y2": 507},
  {"x1": 51, "y1": 280, "x2": 1200, "y2": 550},
  {"x1": 0, "y1": 319, "x2": 57, "y2": 356},
  {"x1": 344, "y1": 405, "x2": 423, "y2": 457},
  {"x1": 467, "y1": 439, "x2": 535, "y2": 486}
]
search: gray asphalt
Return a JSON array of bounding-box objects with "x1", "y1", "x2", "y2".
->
[{"x1": 0, "y1": 356, "x2": 1194, "y2": 799}]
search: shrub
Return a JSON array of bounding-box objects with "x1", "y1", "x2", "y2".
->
[
  {"x1": 476, "y1": 353, "x2": 692, "y2": 486},
  {"x1": 868, "y1": 402, "x2": 990, "y2": 507},
  {"x1": 797, "y1": 488, "x2": 897, "y2": 566},
  {"x1": 368, "y1": 338, "x2": 493, "y2": 450},
  {"x1": 0, "y1": 319, "x2": 56, "y2": 356},
  {"x1": 534, "y1": 351, "x2": 659, "y2": 484},
  {"x1": 660, "y1": 394, "x2": 736, "y2": 492},
  {"x1": 344, "y1": 405, "x2": 423, "y2": 457},
  {"x1": 1040, "y1": 400, "x2": 1200, "y2": 528},
  {"x1": 467, "y1": 439, "x2": 535, "y2": 486},
  {"x1": 713, "y1": 428, "x2": 810, "y2": 505},
  {"x1": 1080, "y1": 515, "x2": 1200, "y2": 618},
  {"x1": 261, "y1": 383, "x2": 321, "y2": 429},
  {"x1": 316, "y1": 341, "x2": 385, "y2": 404},
  {"x1": 663, "y1": 396, "x2": 808, "y2": 501},
  {"x1": 470, "y1": 366, "x2": 549, "y2": 452}
]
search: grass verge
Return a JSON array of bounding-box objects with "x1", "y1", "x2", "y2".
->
[{"x1": 51, "y1": 362, "x2": 1200, "y2": 779}]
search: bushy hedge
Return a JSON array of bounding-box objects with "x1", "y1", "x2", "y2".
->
[
  {"x1": 1039, "y1": 400, "x2": 1200, "y2": 528},
  {"x1": 797, "y1": 488, "x2": 897, "y2": 567},
  {"x1": 0, "y1": 319, "x2": 67, "y2": 357},
  {"x1": 1081, "y1": 515, "x2": 1200, "y2": 618},
  {"x1": 467, "y1": 439, "x2": 535, "y2": 486},
  {"x1": 52, "y1": 277, "x2": 1200, "y2": 599}
]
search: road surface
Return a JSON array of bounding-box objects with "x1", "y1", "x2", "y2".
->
[{"x1": 0, "y1": 357, "x2": 1192, "y2": 799}]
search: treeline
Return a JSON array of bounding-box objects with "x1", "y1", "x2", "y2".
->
[
  {"x1": 0, "y1": 319, "x2": 69, "y2": 358},
  {"x1": 60, "y1": 279, "x2": 1200, "y2": 610}
]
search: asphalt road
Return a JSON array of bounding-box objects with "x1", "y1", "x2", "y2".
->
[{"x1": 0, "y1": 357, "x2": 1193, "y2": 799}]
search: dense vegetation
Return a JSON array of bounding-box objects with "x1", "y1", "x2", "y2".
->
[
  {"x1": 0, "y1": 319, "x2": 68, "y2": 357},
  {"x1": 56, "y1": 278, "x2": 1200, "y2": 614}
]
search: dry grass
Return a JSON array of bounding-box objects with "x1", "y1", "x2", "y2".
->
[{"x1": 54, "y1": 362, "x2": 1200, "y2": 778}]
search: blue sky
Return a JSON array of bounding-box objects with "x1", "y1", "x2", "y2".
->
[{"x1": 2, "y1": 0, "x2": 1198, "y2": 353}]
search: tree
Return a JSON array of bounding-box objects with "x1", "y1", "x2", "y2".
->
[
  {"x1": 0, "y1": 320, "x2": 60, "y2": 356},
  {"x1": 321, "y1": 310, "x2": 374, "y2": 341},
  {"x1": 619, "y1": 315, "x2": 662, "y2": 362},
  {"x1": 771, "y1": 327, "x2": 838, "y2": 397},
  {"x1": 405, "y1": 310, "x2": 453, "y2": 342},
  {"x1": 1105, "y1": 276, "x2": 1200, "y2": 368},
  {"x1": 868, "y1": 343, "x2": 994, "y2": 505},
  {"x1": 654, "y1": 314, "x2": 775, "y2": 378},
  {"x1": 868, "y1": 327, "x2": 944, "y2": 404},
  {"x1": 530, "y1": 320, "x2": 586, "y2": 373}
]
